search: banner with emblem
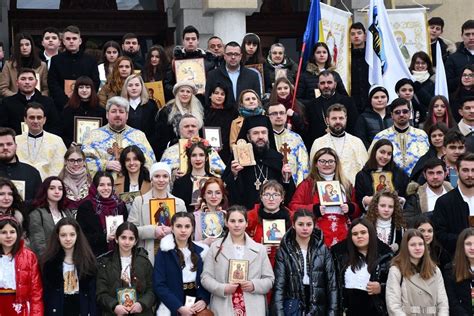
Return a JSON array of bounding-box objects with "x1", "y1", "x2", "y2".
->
[{"x1": 320, "y1": 3, "x2": 353, "y2": 94}]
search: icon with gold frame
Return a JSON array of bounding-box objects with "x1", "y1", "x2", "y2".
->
[{"x1": 228, "y1": 259, "x2": 249, "y2": 283}]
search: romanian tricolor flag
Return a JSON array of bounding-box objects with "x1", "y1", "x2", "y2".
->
[{"x1": 302, "y1": 0, "x2": 325, "y2": 64}]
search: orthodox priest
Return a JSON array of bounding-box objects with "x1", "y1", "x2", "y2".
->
[
  {"x1": 223, "y1": 115, "x2": 295, "y2": 209},
  {"x1": 82, "y1": 96, "x2": 155, "y2": 175}
]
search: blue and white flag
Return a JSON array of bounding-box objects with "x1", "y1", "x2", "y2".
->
[
  {"x1": 365, "y1": 0, "x2": 412, "y2": 101},
  {"x1": 434, "y1": 41, "x2": 449, "y2": 101}
]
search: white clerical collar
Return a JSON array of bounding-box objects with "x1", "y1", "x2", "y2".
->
[{"x1": 129, "y1": 98, "x2": 141, "y2": 110}]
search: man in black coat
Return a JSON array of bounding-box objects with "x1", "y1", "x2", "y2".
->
[
  {"x1": 350, "y1": 22, "x2": 370, "y2": 113},
  {"x1": 223, "y1": 115, "x2": 295, "y2": 209},
  {"x1": 304, "y1": 70, "x2": 359, "y2": 148},
  {"x1": 205, "y1": 41, "x2": 260, "y2": 109},
  {"x1": 445, "y1": 20, "x2": 474, "y2": 92},
  {"x1": 0, "y1": 68, "x2": 61, "y2": 136},
  {"x1": 432, "y1": 152, "x2": 474, "y2": 256},
  {"x1": 0, "y1": 127, "x2": 41, "y2": 203},
  {"x1": 48, "y1": 25, "x2": 100, "y2": 111},
  {"x1": 121, "y1": 33, "x2": 144, "y2": 71}
]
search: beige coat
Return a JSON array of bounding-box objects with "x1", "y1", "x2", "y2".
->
[
  {"x1": 0, "y1": 60, "x2": 48, "y2": 97},
  {"x1": 201, "y1": 233, "x2": 274, "y2": 316},
  {"x1": 127, "y1": 190, "x2": 186, "y2": 265},
  {"x1": 386, "y1": 265, "x2": 449, "y2": 316}
]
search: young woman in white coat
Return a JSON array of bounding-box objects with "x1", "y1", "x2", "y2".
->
[
  {"x1": 201, "y1": 205, "x2": 275, "y2": 316},
  {"x1": 385, "y1": 229, "x2": 449, "y2": 315},
  {"x1": 128, "y1": 162, "x2": 186, "y2": 265}
]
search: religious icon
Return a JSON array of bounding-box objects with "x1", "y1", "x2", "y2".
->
[
  {"x1": 144, "y1": 81, "x2": 165, "y2": 108},
  {"x1": 74, "y1": 116, "x2": 102, "y2": 144},
  {"x1": 174, "y1": 58, "x2": 206, "y2": 94},
  {"x1": 201, "y1": 211, "x2": 225, "y2": 239},
  {"x1": 117, "y1": 288, "x2": 137, "y2": 311},
  {"x1": 106, "y1": 215, "x2": 124, "y2": 237},
  {"x1": 371, "y1": 171, "x2": 394, "y2": 193},
  {"x1": 317, "y1": 181, "x2": 343, "y2": 206},
  {"x1": 119, "y1": 191, "x2": 140, "y2": 205},
  {"x1": 64, "y1": 79, "x2": 76, "y2": 98},
  {"x1": 191, "y1": 177, "x2": 209, "y2": 206},
  {"x1": 149, "y1": 198, "x2": 176, "y2": 226},
  {"x1": 228, "y1": 259, "x2": 249, "y2": 283},
  {"x1": 11, "y1": 180, "x2": 25, "y2": 201},
  {"x1": 262, "y1": 219, "x2": 286, "y2": 244},
  {"x1": 233, "y1": 139, "x2": 256, "y2": 167},
  {"x1": 179, "y1": 139, "x2": 188, "y2": 174},
  {"x1": 275, "y1": 68, "x2": 288, "y2": 81},
  {"x1": 203, "y1": 127, "x2": 222, "y2": 149}
]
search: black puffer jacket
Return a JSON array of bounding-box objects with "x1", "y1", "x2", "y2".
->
[
  {"x1": 331, "y1": 239, "x2": 394, "y2": 316},
  {"x1": 354, "y1": 108, "x2": 393, "y2": 149},
  {"x1": 446, "y1": 43, "x2": 474, "y2": 92},
  {"x1": 271, "y1": 228, "x2": 338, "y2": 316}
]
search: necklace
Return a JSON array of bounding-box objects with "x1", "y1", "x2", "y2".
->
[{"x1": 253, "y1": 164, "x2": 268, "y2": 190}]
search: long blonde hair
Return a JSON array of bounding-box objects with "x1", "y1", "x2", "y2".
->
[
  {"x1": 167, "y1": 93, "x2": 204, "y2": 128},
  {"x1": 121, "y1": 74, "x2": 149, "y2": 104}
]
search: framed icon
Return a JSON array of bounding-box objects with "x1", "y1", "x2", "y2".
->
[
  {"x1": 119, "y1": 191, "x2": 141, "y2": 205},
  {"x1": 203, "y1": 127, "x2": 222, "y2": 149},
  {"x1": 106, "y1": 215, "x2": 124, "y2": 237},
  {"x1": 149, "y1": 198, "x2": 176, "y2": 226},
  {"x1": 228, "y1": 259, "x2": 249, "y2": 283},
  {"x1": 174, "y1": 58, "x2": 206, "y2": 94},
  {"x1": 191, "y1": 176, "x2": 209, "y2": 206},
  {"x1": 317, "y1": 181, "x2": 343, "y2": 206},
  {"x1": 262, "y1": 219, "x2": 286, "y2": 244},
  {"x1": 144, "y1": 81, "x2": 166, "y2": 108},
  {"x1": 233, "y1": 139, "x2": 256, "y2": 167},
  {"x1": 201, "y1": 211, "x2": 225, "y2": 239},
  {"x1": 74, "y1": 116, "x2": 102, "y2": 144},
  {"x1": 116, "y1": 287, "x2": 136, "y2": 310},
  {"x1": 64, "y1": 79, "x2": 76, "y2": 98},
  {"x1": 178, "y1": 139, "x2": 188, "y2": 174},
  {"x1": 371, "y1": 171, "x2": 394, "y2": 193}
]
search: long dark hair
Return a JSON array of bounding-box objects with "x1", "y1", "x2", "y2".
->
[
  {"x1": 452, "y1": 227, "x2": 474, "y2": 282},
  {"x1": 409, "y1": 51, "x2": 434, "y2": 76},
  {"x1": 10, "y1": 32, "x2": 41, "y2": 71},
  {"x1": 363, "y1": 139, "x2": 396, "y2": 171},
  {"x1": 347, "y1": 218, "x2": 379, "y2": 273},
  {"x1": 0, "y1": 217, "x2": 22, "y2": 258},
  {"x1": 143, "y1": 45, "x2": 169, "y2": 82},
  {"x1": 453, "y1": 64, "x2": 474, "y2": 100},
  {"x1": 101, "y1": 40, "x2": 122, "y2": 79},
  {"x1": 31, "y1": 176, "x2": 66, "y2": 211},
  {"x1": 0, "y1": 177, "x2": 25, "y2": 216},
  {"x1": 425, "y1": 122, "x2": 449, "y2": 147},
  {"x1": 413, "y1": 216, "x2": 444, "y2": 266},
  {"x1": 423, "y1": 96, "x2": 456, "y2": 132},
  {"x1": 41, "y1": 217, "x2": 96, "y2": 278},
  {"x1": 309, "y1": 42, "x2": 332, "y2": 69},
  {"x1": 119, "y1": 145, "x2": 150, "y2": 187},
  {"x1": 215, "y1": 205, "x2": 247, "y2": 261},
  {"x1": 241, "y1": 33, "x2": 264, "y2": 64},
  {"x1": 185, "y1": 142, "x2": 211, "y2": 176},
  {"x1": 65, "y1": 76, "x2": 100, "y2": 109},
  {"x1": 171, "y1": 212, "x2": 199, "y2": 271}
]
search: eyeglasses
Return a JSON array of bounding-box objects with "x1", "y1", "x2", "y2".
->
[
  {"x1": 317, "y1": 159, "x2": 336, "y2": 165},
  {"x1": 262, "y1": 193, "x2": 282, "y2": 200},
  {"x1": 209, "y1": 44, "x2": 222, "y2": 49},
  {"x1": 225, "y1": 52, "x2": 241, "y2": 57},
  {"x1": 67, "y1": 158, "x2": 84, "y2": 164},
  {"x1": 393, "y1": 109, "x2": 410, "y2": 115},
  {"x1": 462, "y1": 73, "x2": 474, "y2": 78},
  {"x1": 268, "y1": 111, "x2": 286, "y2": 117}
]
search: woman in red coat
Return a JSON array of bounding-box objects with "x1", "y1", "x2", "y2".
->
[
  {"x1": 0, "y1": 216, "x2": 43, "y2": 315},
  {"x1": 289, "y1": 147, "x2": 361, "y2": 248},
  {"x1": 247, "y1": 180, "x2": 292, "y2": 267}
]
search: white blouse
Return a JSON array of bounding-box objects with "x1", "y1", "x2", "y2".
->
[{"x1": 0, "y1": 256, "x2": 16, "y2": 290}]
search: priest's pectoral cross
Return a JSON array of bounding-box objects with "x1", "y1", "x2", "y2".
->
[
  {"x1": 107, "y1": 142, "x2": 123, "y2": 160},
  {"x1": 254, "y1": 178, "x2": 262, "y2": 190}
]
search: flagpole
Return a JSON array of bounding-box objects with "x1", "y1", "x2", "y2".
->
[{"x1": 291, "y1": 42, "x2": 306, "y2": 110}]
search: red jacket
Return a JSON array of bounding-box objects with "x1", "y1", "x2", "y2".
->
[
  {"x1": 13, "y1": 241, "x2": 44, "y2": 315},
  {"x1": 246, "y1": 203, "x2": 291, "y2": 267},
  {"x1": 289, "y1": 178, "x2": 361, "y2": 247}
]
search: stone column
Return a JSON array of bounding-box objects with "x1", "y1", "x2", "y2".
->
[{"x1": 203, "y1": 0, "x2": 262, "y2": 44}]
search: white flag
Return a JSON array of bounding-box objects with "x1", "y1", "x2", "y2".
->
[
  {"x1": 434, "y1": 41, "x2": 449, "y2": 101},
  {"x1": 365, "y1": 0, "x2": 413, "y2": 101}
]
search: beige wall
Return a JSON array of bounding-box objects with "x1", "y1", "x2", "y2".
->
[{"x1": 428, "y1": 0, "x2": 474, "y2": 43}]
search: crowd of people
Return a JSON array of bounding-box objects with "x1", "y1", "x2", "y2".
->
[{"x1": 0, "y1": 15, "x2": 473, "y2": 316}]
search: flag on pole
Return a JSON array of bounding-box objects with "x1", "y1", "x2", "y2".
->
[
  {"x1": 302, "y1": 0, "x2": 324, "y2": 64},
  {"x1": 434, "y1": 41, "x2": 449, "y2": 101},
  {"x1": 365, "y1": 0, "x2": 412, "y2": 101}
]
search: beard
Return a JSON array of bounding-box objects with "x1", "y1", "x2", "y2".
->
[
  {"x1": 328, "y1": 124, "x2": 345, "y2": 135},
  {"x1": 0, "y1": 152, "x2": 15, "y2": 163},
  {"x1": 252, "y1": 141, "x2": 270, "y2": 157},
  {"x1": 460, "y1": 177, "x2": 474, "y2": 188}
]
